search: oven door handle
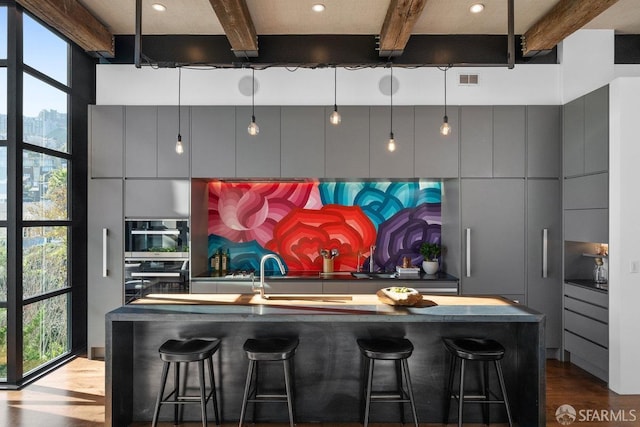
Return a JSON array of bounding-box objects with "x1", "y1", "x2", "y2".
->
[{"x1": 131, "y1": 272, "x2": 182, "y2": 278}]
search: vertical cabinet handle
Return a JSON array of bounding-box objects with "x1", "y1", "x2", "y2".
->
[
  {"x1": 102, "y1": 228, "x2": 108, "y2": 278},
  {"x1": 466, "y1": 228, "x2": 471, "y2": 277},
  {"x1": 542, "y1": 228, "x2": 548, "y2": 279}
]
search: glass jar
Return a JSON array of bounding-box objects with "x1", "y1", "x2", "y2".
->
[{"x1": 593, "y1": 257, "x2": 607, "y2": 284}]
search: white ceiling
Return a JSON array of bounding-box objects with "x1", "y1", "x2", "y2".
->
[{"x1": 78, "y1": 0, "x2": 640, "y2": 37}]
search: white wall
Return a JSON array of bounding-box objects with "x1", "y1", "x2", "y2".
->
[
  {"x1": 97, "y1": 63, "x2": 561, "y2": 106},
  {"x1": 608, "y1": 77, "x2": 640, "y2": 394}
]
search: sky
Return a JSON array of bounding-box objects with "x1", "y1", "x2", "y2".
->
[{"x1": 0, "y1": 7, "x2": 69, "y2": 117}]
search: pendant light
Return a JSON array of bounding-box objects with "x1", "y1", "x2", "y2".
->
[
  {"x1": 175, "y1": 67, "x2": 184, "y2": 154},
  {"x1": 247, "y1": 68, "x2": 259, "y2": 136},
  {"x1": 440, "y1": 66, "x2": 452, "y2": 136},
  {"x1": 387, "y1": 64, "x2": 396, "y2": 152},
  {"x1": 329, "y1": 66, "x2": 341, "y2": 125}
]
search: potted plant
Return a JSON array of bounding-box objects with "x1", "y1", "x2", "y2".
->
[{"x1": 420, "y1": 242, "x2": 441, "y2": 275}]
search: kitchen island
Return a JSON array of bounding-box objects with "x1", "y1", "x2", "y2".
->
[{"x1": 105, "y1": 294, "x2": 544, "y2": 426}]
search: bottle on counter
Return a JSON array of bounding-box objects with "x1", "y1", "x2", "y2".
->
[
  {"x1": 211, "y1": 249, "x2": 221, "y2": 276},
  {"x1": 221, "y1": 248, "x2": 229, "y2": 275}
]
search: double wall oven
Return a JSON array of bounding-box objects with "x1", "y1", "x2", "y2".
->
[{"x1": 124, "y1": 219, "x2": 189, "y2": 303}]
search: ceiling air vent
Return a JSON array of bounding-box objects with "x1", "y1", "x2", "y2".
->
[{"x1": 459, "y1": 73, "x2": 479, "y2": 85}]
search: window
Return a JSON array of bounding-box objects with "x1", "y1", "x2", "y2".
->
[
  {"x1": 22, "y1": 226, "x2": 69, "y2": 299},
  {"x1": 0, "y1": 7, "x2": 6, "y2": 59},
  {"x1": 22, "y1": 73, "x2": 68, "y2": 152},
  {"x1": 22, "y1": 151, "x2": 67, "y2": 220},
  {"x1": 22, "y1": 294, "x2": 69, "y2": 373},
  {"x1": 22, "y1": 14, "x2": 67, "y2": 85}
]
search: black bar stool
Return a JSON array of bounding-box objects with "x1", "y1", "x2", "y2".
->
[
  {"x1": 443, "y1": 337, "x2": 513, "y2": 427},
  {"x1": 151, "y1": 338, "x2": 220, "y2": 427},
  {"x1": 357, "y1": 337, "x2": 419, "y2": 427},
  {"x1": 239, "y1": 337, "x2": 298, "y2": 427}
]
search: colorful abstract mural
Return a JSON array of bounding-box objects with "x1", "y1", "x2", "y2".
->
[{"x1": 208, "y1": 180, "x2": 441, "y2": 274}]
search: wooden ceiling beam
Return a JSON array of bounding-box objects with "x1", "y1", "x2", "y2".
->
[
  {"x1": 16, "y1": 0, "x2": 114, "y2": 57},
  {"x1": 522, "y1": 0, "x2": 619, "y2": 57},
  {"x1": 379, "y1": 0, "x2": 428, "y2": 57},
  {"x1": 208, "y1": 0, "x2": 258, "y2": 57}
]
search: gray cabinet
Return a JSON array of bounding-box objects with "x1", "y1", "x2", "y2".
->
[
  {"x1": 125, "y1": 106, "x2": 157, "y2": 178},
  {"x1": 460, "y1": 106, "x2": 493, "y2": 177},
  {"x1": 281, "y1": 106, "x2": 325, "y2": 178},
  {"x1": 563, "y1": 97, "x2": 584, "y2": 177},
  {"x1": 414, "y1": 106, "x2": 459, "y2": 178},
  {"x1": 87, "y1": 179, "x2": 123, "y2": 358},
  {"x1": 90, "y1": 105, "x2": 124, "y2": 178},
  {"x1": 527, "y1": 179, "x2": 562, "y2": 351},
  {"x1": 493, "y1": 106, "x2": 525, "y2": 178},
  {"x1": 461, "y1": 179, "x2": 525, "y2": 295},
  {"x1": 563, "y1": 283, "x2": 608, "y2": 381},
  {"x1": 584, "y1": 85, "x2": 609, "y2": 174},
  {"x1": 370, "y1": 106, "x2": 414, "y2": 178},
  {"x1": 191, "y1": 106, "x2": 236, "y2": 178},
  {"x1": 564, "y1": 173, "x2": 608, "y2": 210},
  {"x1": 124, "y1": 179, "x2": 190, "y2": 218},
  {"x1": 236, "y1": 106, "x2": 281, "y2": 177},
  {"x1": 564, "y1": 209, "x2": 608, "y2": 243},
  {"x1": 325, "y1": 106, "x2": 370, "y2": 178},
  {"x1": 157, "y1": 106, "x2": 190, "y2": 178},
  {"x1": 527, "y1": 106, "x2": 562, "y2": 178}
]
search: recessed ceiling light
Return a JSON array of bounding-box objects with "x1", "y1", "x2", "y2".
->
[
  {"x1": 312, "y1": 4, "x2": 326, "y2": 12},
  {"x1": 152, "y1": 3, "x2": 167, "y2": 12},
  {"x1": 470, "y1": 3, "x2": 484, "y2": 13}
]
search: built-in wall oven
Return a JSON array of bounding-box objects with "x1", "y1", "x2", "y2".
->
[{"x1": 124, "y1": 219, "x2": 189, "y2": 303}]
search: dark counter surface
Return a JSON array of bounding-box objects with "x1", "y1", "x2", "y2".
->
[
  {"x1": 565, "y1": 279, "x2": 608, "y2": 293},
  {"x1": 192, "y1": 270, "x2": 459, "y2": 282}
]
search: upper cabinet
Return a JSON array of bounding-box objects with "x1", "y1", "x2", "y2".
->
[
  {"x1": 325, "y1": 106, "x2": 370, "y2": 178},
  {"x1": 281, "y1": 107, "x2": 325, "y2": 178},
  {"x1": 369, "y1": 106, "x2": 415, "y2": 178},
  {"x1": 527, "y1": 106, "x2": 562, "y2": 178},
  {"x1": 90, "y1": 105, "x2": 124, "y2": 178},
  {"x1": 414, "y1": 106, "x2": 459, "y2": 178},
  {"x1": 157, "y1": 106, "x2": 190, "y2": 178},
  {"x1": 493, "y1": 106, "x2": 525, "y2": 178},
  {"x1": 460, "y1": 106, "x2": 493, "y2": 177},
  {"x1": 191, "y1": 106, "x2": 236, "y2": 178},
  {"x1": 563, "y1": 85, "x2": 609, "y2": 178},
  {"x1": 236, "y1": 106, "x2": 281, "y2": 178}
]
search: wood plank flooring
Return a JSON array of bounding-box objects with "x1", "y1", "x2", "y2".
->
[{"x1": 0, "y1": 357, "x2": 638, "y2": 426}]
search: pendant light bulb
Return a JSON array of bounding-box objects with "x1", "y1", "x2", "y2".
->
[
  {"x1": 329, "y1": 107, "x2": 341, "y2": 125},
  {"x1": 248, "y1": 116, "x2": 259, "y2": 136},
  {"x1": 440, "y1": 116, "x2": 452, "y2": 136},
  {"x1": 388, "y1": 132, "x2": 396, "y2": 152},
  {"x1": 329, "y1": 66, "x2": 341, "y2": 125},
  {"x1": 175, "y1": 133, "x2": 184, "y2": 154}
]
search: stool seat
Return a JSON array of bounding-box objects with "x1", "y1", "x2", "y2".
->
[
  {"x1": 357, "y1": 337, "x2": 413, "y2": 360},
  {"x1": 443, "y1": 337, "x2": 505, "y2": 361},
  {"x1": 243, "y1": 337, "x2": 298, "y2": 360},
  {"x1": 159, "y1": 338, "x2": 220, "y2": 362}
]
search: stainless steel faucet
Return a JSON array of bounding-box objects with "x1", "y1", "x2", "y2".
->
[{"x1": 256, "y1": 253, "x2": 286, "y2": 299}]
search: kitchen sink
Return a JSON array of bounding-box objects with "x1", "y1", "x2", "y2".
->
[
  {"x1": 351, "y1": 272, "x2": 398, "y2": 279},
  {"x1": 263, "y1": 295, "x2": 353, "y2": 302}
]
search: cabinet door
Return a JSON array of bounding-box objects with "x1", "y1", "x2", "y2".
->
[
  {"x1": 125, "y1": 106, "x2": 157, "y2": 178},
  {"x1": 527, "y1": 179, "x2": 562, "y2": 350},
  {"x1": 493, "y1": 106, "x2": 525, "y2": 178},
  {"x1": 157, "y1": 106, "x2": 190, "y2": 178},
  {"x1": 460, "y1": 106, "x2": 493, "y2": 177},
  {"x1": 563, "y1": 97, "x2": 584, "y2": 177},
  {"x1": 584, "y1": 85, "x2": 609, "y2": 174},
  {"x1": 325, "y1": 106, "x2": 370, "y2": 178},
  {"x1": 281, "y1": 106, "x2": 325, "y2": 178},
  {"x1": 90, "y1": 105, "x2": 124, "y2": 178},
  {"x1": 370, "y1": 106, "x2": 414, "y2": 178},
  {"x1": 236, "y1": 106, "x2": 281, "y2": 178},
  {"x1": 414, "y1": 106, "x2": 459, "y2": 178},
  {"x1": 461, "y1": 179, "x2": 525, "y2": 295},
  {"x1": 191, "y1": 106, "x2": 236, "y2": 178},
  {"x1": 124, "y1": 179, "x2": 189, "y2": 218},
  {"x1": 87, "y1": 179, "x2": 123, "y2": 357},
  {"x1": 527, "y1": 106, "x2": 562, "y2": 178},
  {"x1": 564, "y1": 209, "x2": 608, "y2": 243}
]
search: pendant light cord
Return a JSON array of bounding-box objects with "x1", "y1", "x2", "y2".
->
[
  {"x1": 390, "y1": 64, "x2": 393, "y2": 134},
  {"x1": 178, "y1": 67, "x2": 181, "y2": 135},
  {"x1": 251, "y1": 68, "x2": 255, "y2": 120},
  {"x1": 333, "y1": 66, "x2": 338, "y2": 110},
  {"x1": 438, "y1": 65, "x2": 452, "y2": 117}
]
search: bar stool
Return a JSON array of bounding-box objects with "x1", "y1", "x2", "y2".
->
[
  {"x1": 443, "y1": 337, "x2": 513, "y2": 427},
  {"x1": 239, "y1": 337, "x2": 299, "y2": 427},
  {"x1": 357, "y1": 337, "x2": 419, "y2": 427},
  {"x1": 151, "y1": 338, "x2": 220, "y2": 427}
]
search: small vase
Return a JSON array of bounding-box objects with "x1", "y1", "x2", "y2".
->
[{"x1": 422, "y1": 260, "x2": 439, "y2": 275}]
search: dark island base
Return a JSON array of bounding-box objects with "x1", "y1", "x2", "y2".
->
[{"x1": 108, "y1": 319, "x2": 542, "y2": 425}]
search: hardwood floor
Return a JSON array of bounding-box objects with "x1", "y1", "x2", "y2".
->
[{"x1": 0, "y1": 357, "x2": 638, "y2": 426}]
